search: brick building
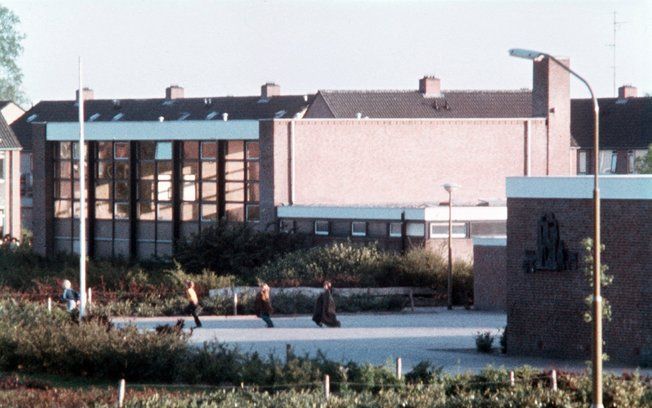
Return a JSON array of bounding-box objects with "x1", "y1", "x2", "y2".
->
[
  {"x1": 505, "y1": 176, "x2": 652, "y2": 364},
  {"x1": 572, "y1": 85, "x2": 651, "y2": 175},
  {"x1": 18, "y1": 84, "x2": 312, "y2": 258},
  {"x1": 260, "y1": 56, "x2": 575, "y2": 257}
]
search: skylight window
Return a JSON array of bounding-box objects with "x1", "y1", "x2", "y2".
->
[
  {"x1": 178, "y1": 112, "x2": 191, "y2": 121},
  {"x1": 26, "y1": 114, "x2": 38, "y2": 123},
  {"x1": 112, "y1": 113, "x2": 124, "y2": 121},
  {"x1": 274, "y1": 110, "x2": 287, "y2": 118},
  {"x1": 206, "y1": 111, "x2": 218, "y2": 120},
  {"x1": 89, "y1": 113, "x2": 101, "y2": 121}
]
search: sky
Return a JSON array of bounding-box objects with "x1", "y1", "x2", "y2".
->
[{"x1": 3, "y1": 0, "x2": 651, "y2": 104}]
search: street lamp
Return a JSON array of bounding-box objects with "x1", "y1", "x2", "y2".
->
[
  {"x1": 442, "y1": 182, "x2": 460, "y2": 310},
  {"x1": 509, "y1": 48, "x2": 602, "y2": 408}
]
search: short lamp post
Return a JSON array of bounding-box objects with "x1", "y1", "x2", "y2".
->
[
  {"x1": 509, "y1": 48, "x2": 602, "y2": 408},
  {"x1": 442, "y1": 183, "x2": 460, "y2": 310}
]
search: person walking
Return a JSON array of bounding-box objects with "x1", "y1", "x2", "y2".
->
[
  {"x1": 254, "y1": 283, "x2": 274, "y2": 328},
  {"x1": 61, "y1": 279, "x2": 80, "y2": 312},
  {"x1": 185, "y1": 280, "x2": 202, "y2": 328},
  {"x1": 312, "y1": 281, "x2": 341, "y2": 328}
]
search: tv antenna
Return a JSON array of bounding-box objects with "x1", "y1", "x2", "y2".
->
[{"x1": 607, "y1": 11, "x2": 626, "y2": 97}]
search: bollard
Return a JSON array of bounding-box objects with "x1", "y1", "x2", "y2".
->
[
  {"x1": 47, "y1": 297, "x2": 52, "y2": 313},
  {"x1": 286, "y1": 343, "x2": 293, "y2": 363},
  {"x1": 509, "y1": 371, "x2": 515, "y2": 387},
  {"x1": 551, "y1": 369, "x2": 557, "y2": 391},
  {"x1": 396, "y1": 357, "x2": 402, "y2": 380},
  {"x1": 118, "y1": 378, "x2": 126, "y2": 407},
  {"x1": 87, "y1": 288, "x2": 92, "y2": 310},
  {"x1": 323, "y1": 374, "x2": 330, "y2": 400},
  {"x1": 234, "y1": 293, "x2": 238, "y2": 316}
]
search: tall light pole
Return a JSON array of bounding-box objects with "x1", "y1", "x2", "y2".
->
[
  {"x1": 78, "y1": 57, "x2": 87, "y2": 319},
  {"x1": 509, "y1": 48, "x2": 602, "y2": 408},
  {"x1": 442, "y1": 183, "x2": 460, "y2": 310}
]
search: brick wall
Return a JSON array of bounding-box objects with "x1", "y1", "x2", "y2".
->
[
  {"x1": 506, "y1": 197, "x2": 652, "y2": 364},
  {"x1": 474, "y1": 244, "x2": 507, "y2": 310}
]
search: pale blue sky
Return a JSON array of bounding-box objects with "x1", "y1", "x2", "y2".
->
[{"x1": 3, "y1": 0, "x2": 651, "y2": 104}]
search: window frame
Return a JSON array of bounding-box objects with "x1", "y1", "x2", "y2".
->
[
  {"x1": 351, "y1": 221, "x2": 367, "y2": 237},
  {"x1": 429, "y1": 222, "x2": 468, "y2": 239},
  {"x1": 314, "y1": 220, "x2": 329, "y2": 236}
]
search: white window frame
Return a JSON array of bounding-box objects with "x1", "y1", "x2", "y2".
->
[
  {"x1": 406, "y1": 222, "x2": 425, "y2": 237},
  {"x1": 389, "y1": 222, "x2": 402, "y2": 238},
  {"x1": 314, "y1": 220, "x2": 329, "y2": 236},
  {"x1": 429, "y1": 222, "x2": 468, "y2": 239},
  {"x1": 578, "y1": 150, "x2": 588, "y2": 174},
  {"x1": 351, "y1": 221, "x2": 367, "y2": 237}
]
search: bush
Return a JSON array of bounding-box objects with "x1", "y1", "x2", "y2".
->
[
  {"x1": 174, "y1": 221, "x2": 309, "y2": 279},
  {"x1": 475, "y1": 331, "x2": 494, "y2": 353}
]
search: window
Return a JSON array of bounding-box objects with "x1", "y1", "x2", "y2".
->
[
  {"x1": 628, "y1": 150, "x2": 648, "y2": 174},
  {"x1": 351, "y1": 221, "x2": 366, "y2": 237},
  {"x1": 0, "y1": 158, "x2": 4, "y2": 180},
  {"x1": 315, "y1": 220, "x2": 329, "y2": 235},
  {"x1": 598, "y1": 150, "x2": 617, "y2": 174},
  {"x1": 578, "y1": 151, "x2": 588, "y2": 174},
  {"x1": 114, "y1": 142, "x2": 129, "y2": 160},
  {"x1": 429, "y1": 222, "x2": 468, "y2": 239},
  {"x1": 155, "y1": 142, "x2": 172, "y2": 160},
  {"x1": 406, "y1": 222, "x2": 424, "y2": 237},
  {"x1": 389, "y1": 222, "x2": 402, "y2": 237}
]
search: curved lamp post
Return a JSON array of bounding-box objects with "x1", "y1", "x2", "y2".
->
[
  {"x1": 442, "y1": 182, "x2": 460, "y2": 310},
  {"x1": 509, "y1": 48, "x2": 602, "y2": 408}
]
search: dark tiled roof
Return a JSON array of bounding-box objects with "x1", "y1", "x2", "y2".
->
[
  {"x1": 12, "y1": 95, "x2": 314, "y2": 150},
  {"x1": 571, "y1": 97, "x2": 652, "y2": 149},
  {"x1": 0, "y1": 115, "x2": 22, "y2": 150},
  {"x1": 306, "y1": 90, "x2": 533, "y2": 118}
]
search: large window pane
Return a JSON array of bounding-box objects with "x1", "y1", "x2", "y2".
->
[
  {"x1": 56, "y1": 180, "x2": 72, "y2": 199},
  {"x1": 59, "y1": 142, "x2": 72, "y2": 159},
  {"x1": 246, "y1": 141, "x2": 260, "y2": 160},
  {"x1": 139, "y1": 162, "x2": 156, "y2": 179},
  {"x1": 225, "y1": 161, "x2": 244, "y2": 181},
  {"x1": 247, "y1": 182, "x2": 259, "y2": 201},
  {"x1": 183, "y1": 181, "x2": 197, "y2": 201},
  {"x1": 182, "y1": 203, "x2": 199, "y2": 221},
  {"x1": 114, "y1": 203, "x2": 130, "y2": 219},
  {"x1": 114, "y1": 142, "x2": 129, "y2": 160},
  {"x1": 246, "y1": 162, "x2": 259, "y2": 181},
  {"x1": 139, "y1": 180, "x2": 156, "y2": 201},
  {"x1": 114, "y1": 162, "x2": 130, "y2": 180},
  {"x1": 226, "y1": 141, "x2": 244, "y2": 160},
  {"x1": 201, "y1": 204, "x2": 218, "y2": 221},
  {"x1": 157, "y1": 203, "x2": 173, "y2": 220},
  {"x1": 225, "y1": 182, "x2": 244, "y2": 201},
  {"x1": 157, "y1": 181, "x2": 172, "y2": 201},
  {"x1": 182, "y1": 162, "x2": 198, "y2": 176},
  {"x1": 184, "y1": 142, "x2": 199, "y2": 159},
  {"x1": 115, "y1": 181, "x2": 129, "y2": 200},
  {"x1": 138, "y1": 202, "x2": 156, "y2": 220},
  {"x1": 140, "y1": 142, "x2": 156, "y2": 160},
  {"x1": 155, "y1": 142, "x2": 172, "y2": 160},
  {"x1": 57, "y1": 161, "x2": 72, "y2": 179},
  {"x1": 201, "y1": 162, "x2": 217, "y2": 180},
  {"x1": 246, "y1": 204, "x2": 260, "y2": 222},
  {"x1": 55, "y1": 200, "x2": 72, "y2": 218},
  {"x1": 95, "y1": 201, "x2": 112, "y2": 219},
  {"x1": 200, "y1": 142, "x2": 217, "y2": 160},
  {"x1": 158, "y1": 161, "x2": 173, "y2": 179},
  {"x1": 201, "y1": 182, "x2": 217, "y2": 201},
  {"x1": 95, "y1": 182, "x2": 111, "y2": 200},
  {"x1": 225, "y1": 203, "x2": 244, "y2": 221},
  {"x1": 97, "y1": 142, "x2": 112, "y2": 159}
]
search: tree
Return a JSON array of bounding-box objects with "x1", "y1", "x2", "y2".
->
[
  {"x1": 0, "y1": 4, "x2": 26, "y2": 105},
  {"x1": 635, "y1": 144, "x2": 652, "y2": 174}
]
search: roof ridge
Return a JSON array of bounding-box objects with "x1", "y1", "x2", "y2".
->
[{"x1": 319, "y1": 89, "x2": 532, "y2": 95}]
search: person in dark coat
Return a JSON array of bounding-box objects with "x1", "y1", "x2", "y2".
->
[
  {"x1": 254, "y1": 283, "x2": 274, "y2": 328},
  {"x1": 312, "y1": 281, "x2": 341, "y2": 328}
]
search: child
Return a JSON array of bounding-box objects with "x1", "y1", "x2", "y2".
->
[
  {"x1": 61, "y1": 279, "x2": 80, "y2": 312},
  {"x1": 254, "y1": 283, "x2": 274, "y2": 328},
  {"x1": 185, "y1": 281, "x2": 202, "y2": 328}
]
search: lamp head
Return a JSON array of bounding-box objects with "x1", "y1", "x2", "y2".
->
[
  {"x1": 509, "y1": 48, "x2": 546, "y2": 61},
  {"x1": 442, "y1": 183, "x2": 460, "y2": 193}
]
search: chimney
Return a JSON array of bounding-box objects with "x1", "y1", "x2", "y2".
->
[
  {"x1": 165, "y1": 85, "x2": 184, "y2": 99},
  {"x1": 261, "y1": 82, "x2": 280, "y2": 98},
  {"x1": 419, "y1": 76, "x2": 441, "y2": 97},
  {"x1": 76, "y1": 87, "x2": 94, "y2": 101},
  {"x1": 618, "y1": 85, "x2": 637, "y2": 99}
]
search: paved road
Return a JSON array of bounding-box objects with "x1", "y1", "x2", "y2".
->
[{"x1": 114, "y1": 309, "x2": 649, "y2": 374}]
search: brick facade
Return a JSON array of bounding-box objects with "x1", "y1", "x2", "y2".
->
[
  {"x1": 473, "y1": 243, "x2": 507, "y2": 310},
  {"x1": 506, "y1": 185, "x2": 652, "y2": 364}
]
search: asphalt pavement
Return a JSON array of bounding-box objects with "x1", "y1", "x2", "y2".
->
[{"x1": 113, "y1": 308, "x2": 649, "y2": 374}]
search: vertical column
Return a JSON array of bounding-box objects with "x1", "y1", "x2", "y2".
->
[
  {"x1": 129, "y1": 141, "x2": 138, "y2": 260},
  {"x1": 217, "y1": 141, "x2": 226, "y2": 220},
  {"x1": 32, "y1": 124, "x2": 54, "y2": 257},
  {"x1": 172, "y1": 141, "x2": 182, "y2": 251},
  {"x1": 87, "y1": 141, "x2": 96, "y2": 258}
]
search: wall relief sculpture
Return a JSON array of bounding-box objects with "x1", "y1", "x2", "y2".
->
[{"x1": 523, "y1": 212, "x2": 578, "y2": 273}]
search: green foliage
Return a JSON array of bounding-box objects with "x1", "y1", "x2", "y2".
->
[
  {"x1": 581, "y1": 237, "x2": 613, "y2": 324},
  {"x1": 475, "y1": 331, "x2": 494, "y2": 353},
  {"x1": 174, "y1": 221, "x2": 309, "y2": 280},
  {"x1": 634, "y1": 144, "x2": 652, "y2": 174},
  {"x1": 0, "y1": 4, "x2": 27, "y2": 105}
]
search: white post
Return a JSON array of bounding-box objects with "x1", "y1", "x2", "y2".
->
[
  {"x1": 47, "y1": 297, "x2": 52, "y2": 313},
  {"x1": 233, "y1": 292, "x2": 238, "y2": 316},
  {"x1": 323, "y1": 374, "x2": 330, "y2": 400},
  {"x1": 78, "y1": 57, "x2": 87, "y2": 319},
  {"x1": 509, "y1": 371, "x2": 515, "y2": 387},
  {"x1": 396, "y1": 357, "x2": 402, "y2": 380},
  {"x1": 551, "y1": 369, "x2": 558, "y2": 391},
  {"x1": 87, "y1": 287, "x2": 92, "y2": 310},
  {"x1": 118, "y1": 378, "x2": 126, "y2": 407}
]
